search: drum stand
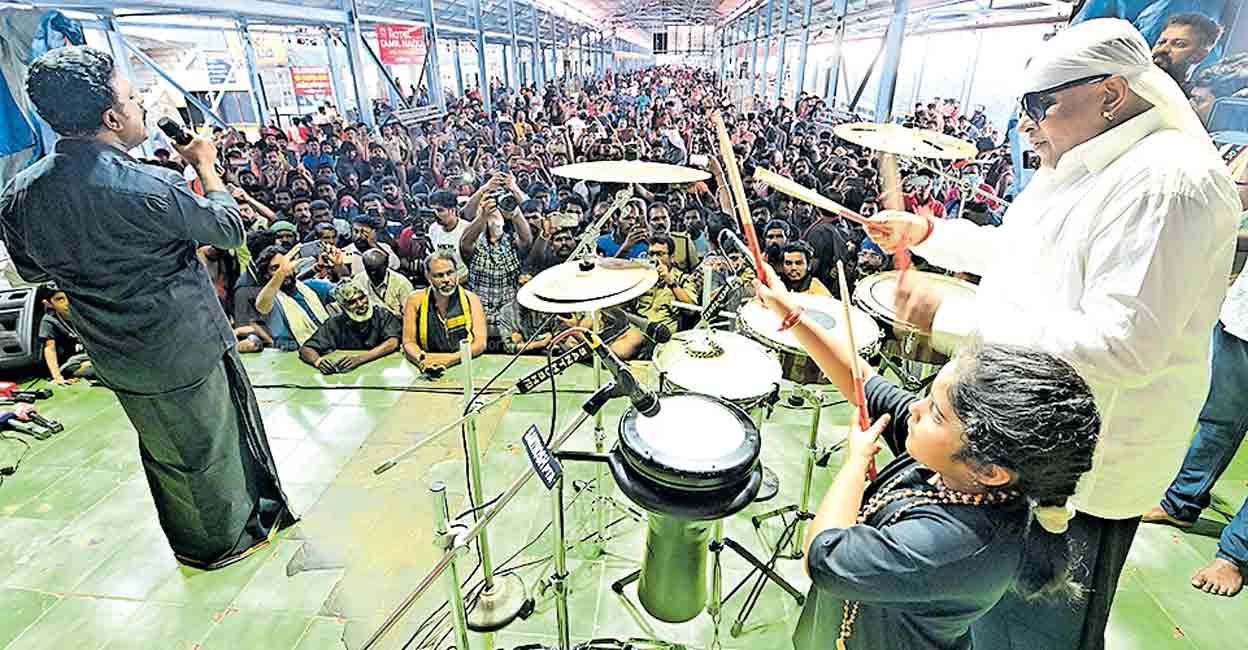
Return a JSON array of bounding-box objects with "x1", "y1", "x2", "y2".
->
[
  {"x1": 575, "y1": 309, "x2": 645, "y2": 561},
  {"x1": 725, "y1": 385, "x2": 847, "y2": 637}
]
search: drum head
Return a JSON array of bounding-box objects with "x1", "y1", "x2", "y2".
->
[
  {"x1": 854, "y1": 271, "x2": 977, "y2": 331},
  {"x1": 653, "y1": 330, "x2": 781, "y2": 403},
  {"x1": 618, "y1": 394, "x2": 760, "y2": 492},
  {"x1": 740, "y1": 294, "x2": 880, "y2": 355}
]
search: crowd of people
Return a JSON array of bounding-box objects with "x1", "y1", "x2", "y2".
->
[
  {"x1": 5, "y1": 10, "x2": 1248, "y2": 649},
  {"x1": 119, "y1": 63, "x2": 1037, "y2": 377}
]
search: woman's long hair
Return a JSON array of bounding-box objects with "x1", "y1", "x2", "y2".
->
[{"x1": 947, "y1": 344, "x2": 1101, "y2": 601}]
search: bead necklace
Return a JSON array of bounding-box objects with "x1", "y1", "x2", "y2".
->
[{"x1": 834, "y1": 470, "x2": 1021, "y2": 650}]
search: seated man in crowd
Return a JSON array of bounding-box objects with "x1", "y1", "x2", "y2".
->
[
  {"x1": 763, "y1": 218, "x2": 790, "y2": 277},
  {"x1": 343, "y1": 213, "x2": 400, "y2": 275},
  {"x1": 629, "y1": 235, "x2": 695, "y2": 339},
  {"x1": 36, "y1": 285, "x2": 94, "y2": 384},
  {"x1": 780, "y1": 241, "x2": 832, "y2": 296},
  {"x1": 402, "y1": 253, "x2": 487, "y2": 375},
  {"x1": 645, "y1": 201, "x2": 699, "y2": 273},
  {"x1": 597, "y1": 202, "x2": 647, "y2": 259},
  {"x1": 254, "y1": 246, "x2": 335, "y2": 350},
  {"x1": 299, "y1": 283, "x2": 401, "y2": 375},
  {"x1": 353, "y1": 248, "x2": 414, "y2": 316}
]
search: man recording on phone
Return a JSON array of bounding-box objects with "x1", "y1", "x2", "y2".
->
[{"x1": 0, "y1": 47, "x2": 294, "y2": 569}]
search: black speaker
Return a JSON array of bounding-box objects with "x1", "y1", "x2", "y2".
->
[
  {"x1": 653, "y1": 32, "x2": 668, "y2": 54},
  {"x1": 1209, "y1": 97, "x2": 1248, "y2": 139},
  {"x1": 0, "y1": 287, "x2": 43, "y2": 371}
]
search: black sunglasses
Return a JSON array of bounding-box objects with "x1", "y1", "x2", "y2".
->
[{"x1": 1019, "y1": 74, "x2": 1110, "y2": 123}]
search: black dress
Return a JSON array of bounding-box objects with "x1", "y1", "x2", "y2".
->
[{"x1": 793, "y1": 376, "x2": 1030, "y2": 650}]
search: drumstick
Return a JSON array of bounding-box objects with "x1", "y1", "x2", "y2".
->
[
  {"x1": 711, "y1": 112, "x2": 767, "y2": 281},
  {"x1": 837, "y1": 260, "x2": 877, "y2": 481},
  {"x1": 752, "y1": 167, "x2": 871, "y2": 227}
]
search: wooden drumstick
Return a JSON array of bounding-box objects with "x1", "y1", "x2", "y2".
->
[
  {"x1": 711, "y1": 111, "x2": 767, "y2": 282},
  {"x1": 837, "y1": 260, "x2": 877, "y2": 481},
  {"x1": 752, "y1": 167, "x2": 871, "y2": 227}
]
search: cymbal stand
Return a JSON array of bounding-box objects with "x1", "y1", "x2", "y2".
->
[
  {"x1": 568, "y1": 187, "x2": 634, "y2": 262},
  {"x1": 728, "y1": 385, "x2": 846, "y2": 637},
  {"x1": 572, "y1": 309, "x2": 643, "y2": 559}
]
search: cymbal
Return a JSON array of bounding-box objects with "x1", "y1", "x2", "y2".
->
[
  {"x1": 550, "y1": 160, "x2": 711, "y2": 184},
  {"x1": 832, "y1": 123, "x2": 977, "y2": 160},
  {"x1": 518, "y1": 257, "x2": 659, "y2": 313}
]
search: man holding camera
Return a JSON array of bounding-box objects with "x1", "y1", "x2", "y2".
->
[
  {"x1": 460, "y1": 172, "x2": 533, "y2": 350},
  {"x1": 1, "y1": 47, "x2": 294, "y2": 569}
]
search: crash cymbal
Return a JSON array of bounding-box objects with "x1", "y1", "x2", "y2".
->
[
  {"x1": 550, "y1": 160, "x2": 711, "y2": 184},
  {"x1": 832, "y1": 122, "x2": 977, "y2": 160},
  {"x1": 518, "y1": 257, "x2": 659, "y2": 313}
]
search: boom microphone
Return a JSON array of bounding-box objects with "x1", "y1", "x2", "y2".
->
[{"x1": 586, "y1": 333, "x2": 661, "y2": 417}]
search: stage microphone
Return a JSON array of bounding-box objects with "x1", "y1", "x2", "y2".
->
[
  {"x1": 157, "y1": 117, "x2": 193, "y2": 146},
  {"x1": 610, "y1": 308, "x2": 672, "y2": 343},
  {"x1": 586, "y1": 332, "x2": 661, "y2": 417}
]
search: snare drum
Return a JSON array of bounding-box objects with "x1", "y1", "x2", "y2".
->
[
  {"x1": 653, "y1": 330, "x2": 782, "y2": 411},
  {"x1": 853, "y1": 271, "x2": 977, "y2": 365},
  {"x1": 608, "y1": 394, "x2": 762, "y2": 623},
  {"x1": 738, "y1": 294, "x2": 881, "y2": 384}
]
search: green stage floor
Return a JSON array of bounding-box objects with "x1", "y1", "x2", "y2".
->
[{"x1": 0, "y1": 351, "x2": 1245, "y2": 650}]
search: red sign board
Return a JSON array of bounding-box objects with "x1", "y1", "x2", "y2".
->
[
  {"x1": 290, "y1": 66, "x2": 332, "y2": 96},
  {"x1": 377, "y1": 24, "x2": 426, "y2": 65}
]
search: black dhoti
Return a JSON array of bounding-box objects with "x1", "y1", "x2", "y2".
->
[{"x1": 115, "y1": 348, "x2": 296, "y2": 569}]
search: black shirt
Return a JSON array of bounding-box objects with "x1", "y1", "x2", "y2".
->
[
  {"x1": 1, "y1": 139, "x2": 243, "y2": 393},
  {"x1": 302, "y1": 307, "x2": 402, "y2": 355},
  {"x1": 805, "y1": 221, "x2": 855, "y2": 298},
  {"x1": 793, "y1": 376, "x2": 1029, "y2": 650},
  {"x1": 37, "y1": 312, "x2": 80, "y2": 362}
]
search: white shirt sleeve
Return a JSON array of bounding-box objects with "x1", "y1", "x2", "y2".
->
[
  {"x1": 910, "y1": 216, "x2": 1007, "y2": 277},
  {"x1": 934, "y1": 187, "x2": 1228, "y2": 388}
]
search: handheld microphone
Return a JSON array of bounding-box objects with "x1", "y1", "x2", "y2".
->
[
  {"x1": 610, "y1": 308, "x2": 672, "y2": 343},
  {"x1": 586, "y1": 332, "x2": 661, "y2": 417},
  {"x1": 157, "y1": 117, "x2": 193, "y2": 146}
]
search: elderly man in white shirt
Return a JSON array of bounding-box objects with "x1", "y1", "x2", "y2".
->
[{"x1": 866, "y1": 19, "x2": 1240, "y2": 650}]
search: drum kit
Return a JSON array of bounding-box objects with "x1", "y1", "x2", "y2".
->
[{"x1": 370, "y1": 126, "x2": 986, "y2": 650}]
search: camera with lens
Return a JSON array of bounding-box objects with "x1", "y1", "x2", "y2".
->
[{"x1": 492, "y1": 191, "x2": 519, "y2": 213}]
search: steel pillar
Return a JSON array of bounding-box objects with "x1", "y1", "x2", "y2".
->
[
  {"x1": 825, "y1": 0, "x2": 850, "y2": 106},
  {"x1": 749, "y1": 10, "x2": 760, "y2": 96},
  {"x1": 452, "y1": 40, "x2": 465, "y2": 97},
  {"x1": 774, "y1": 0, "x2": 791, "y2": 101},
  {"x1": 342, "y1": 0, "x2": 374, "y2": 127},
  {"x1": 471, "y1": 0, "x2": 491, "y2": 113},
  {"x1": 236, "y1": 18, "x2": 269, "y2": 126},
  {"x1": 760, "y1": 0, "x2": 774, "y2": 103},
  {"x1": 507, "y1": 0, "x2": 520, "y2": 92},
  {"x1": 792, "y1": 0, "x2": 814, "y2": 101},
  {"x1": 530, "y1": 4, "x2": 542, "y2": 87},
  {"x1": 873, "y1": 0, "x2": 910, "y2": 123},
  {"x1": 425, "y1": 0, "x2": 446, "y2": 110}
]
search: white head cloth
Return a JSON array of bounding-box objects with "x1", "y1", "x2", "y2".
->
[{"x1": 1021, "y1": 18, "x2": 1218, "y2": 159}]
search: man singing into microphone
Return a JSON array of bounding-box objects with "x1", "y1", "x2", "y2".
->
[{"x1": 0, "y1": 47, "x2": 294, "y2": 569}]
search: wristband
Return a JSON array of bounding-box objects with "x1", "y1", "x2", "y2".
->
[{"x1": 777, "y1": 306, "x2": 804, "y2": 333}]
